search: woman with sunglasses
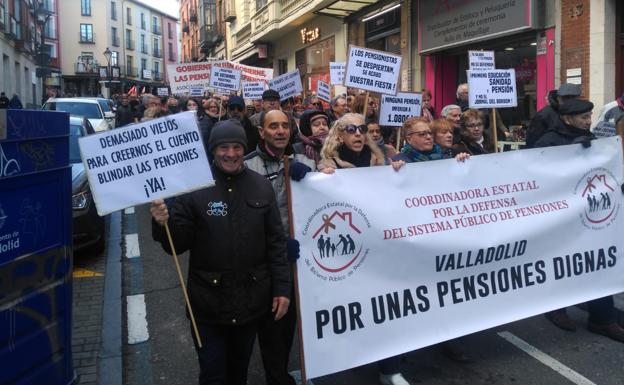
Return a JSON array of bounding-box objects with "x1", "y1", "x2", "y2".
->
[{"x1": 319, "y1": 113, "x2": 407, "y2": 385}]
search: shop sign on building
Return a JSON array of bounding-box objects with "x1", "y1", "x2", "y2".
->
[
  {"x1": 467, "y1": 69, "x2": 517, "y2": 108},
  {"x1": 468, "y1": 50, "x2": 495, "y2": 71},
  {"x1": 317, "y1": 80, "x2": 331, "y2": 102},
  {"x1": 344, "y1": 45, "x2": 401, "y2": 95},
  {"x1": 379, "y1": 92, "x2": 422, "y2": 127},
  {"x1": 330, "y1": 62, "x2": 346, "y2": 85},
  {"x1": 419, "y1": 0, "x2": 533, "y2": 53},
  {"x1": 301, "y1": 27, "x2": 320, "y2": 44},
  {"x1": 269, "y1": 70, "x2": 303, "y2": 100}
]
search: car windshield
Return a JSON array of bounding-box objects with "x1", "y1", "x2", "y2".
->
[
  {"x1": 98, "y1": 99, "x2": 112, "y2": 112},
  {"x1": 44, "y1": 101, "x2": 102, "y2": 119},
  {"x1": 69, "y1": 124, "x2": 84, "y2": 163}
]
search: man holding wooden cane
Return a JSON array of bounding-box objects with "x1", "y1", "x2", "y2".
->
[{"x1": 150, "y1": 119, "x2": 291, "y2": 385}]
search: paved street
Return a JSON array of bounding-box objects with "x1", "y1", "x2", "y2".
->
[{"x1": 70, "y1": 204, "x2": 624, "y2": 385}]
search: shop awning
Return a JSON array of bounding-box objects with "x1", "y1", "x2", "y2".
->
[{"x1": 315, "y1": 0, "x2": 398, "y2": 20}]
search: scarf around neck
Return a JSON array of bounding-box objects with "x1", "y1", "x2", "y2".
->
[
  {"x1": 298, "y1": 132, "x2": 327, "y2": 163},
  {"x1": 338, "y1": 144, "x2": 372, "y2": 168},
  {"x1": 400, "y1": 143, "x2": 443, "y2": 162}
]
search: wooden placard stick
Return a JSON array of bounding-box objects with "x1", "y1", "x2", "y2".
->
[
  {"x1": 491, "y1": 108, "x2": 499, "y2": 153},
  {"x1": 362, "y1": 91, "x2": 370, "y2": 119},
  {"x1": 164, "y1": 222, "x2": 203, "y2": 348},
  {"x1": 282, "y1": 155, "x2": 309, "y2": 385}
]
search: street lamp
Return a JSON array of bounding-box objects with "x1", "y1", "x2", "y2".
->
[
  {"x1": 103, "y1": 47, "x2": 113, "y2": 99},
  {"x1": 33, "y1": 0, "x2": 52, "y2": 104}
]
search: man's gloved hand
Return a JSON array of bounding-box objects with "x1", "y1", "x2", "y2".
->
[
  {"x1": 572, "y1": 136, "x2": 592, "y2": 148},
  {"x1": 286, "y1": 238, "x2": 300, "y2": 262},
  {"x1": 289, "y1": 161, "x2": 312, "y2": 181}
]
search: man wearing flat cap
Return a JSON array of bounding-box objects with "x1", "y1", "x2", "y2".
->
[
  {"x1": 535, "y1": 99, "x2": 624, "y2": 343},
  {"x1": 150, "y1": 120, "x2": 291, "y2": 384},
  {"x1": 228, "y1": 95, "x2": 259, "y2": 154},
  {"x1": 526, "y1": 83, "x2": 582, "y2": 147}
]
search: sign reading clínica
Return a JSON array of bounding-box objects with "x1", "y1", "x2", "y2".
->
[
  {"x1": 78, "y1": 111, "x2": 214, "y2": 215},
  {"x1": 468, "y1": 50, "x2": 495, "y2": 71},
  {"x1": 467, "y1": 69, "x2": 517, "y2": 109},
  {"x1": 379, "y1": 92, "x2": 423, "y2": 127},
  {"x1": 344, "y1": 46, "x2": 401, "y2": 95},
  {"x1": 209, "y1": 66, "x2": 242, "y2": 92},
  {"x1": 317, "y1": 80, "x2": 331, "y2": 102},
  {"x1": 268, "y1": 70, "x2": 303, "y2": 101},
  {"x1": 242, "y1": 81, "x2": 266, "y2": 100}
]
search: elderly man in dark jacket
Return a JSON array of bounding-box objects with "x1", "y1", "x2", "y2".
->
[
  {"x1": 526, "y1": 83, "x2": 581, "y2": 147},
  {"x1": 535, "y1": 99, "x2": 624, "y2": 343},
  {"x1": 151, "y1": 120, "x2": 291, "y2": 385}
]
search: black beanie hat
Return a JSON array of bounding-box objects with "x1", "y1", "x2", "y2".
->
[
  {"x1": 559, "y1": 99, "x2": 594, "y2": 116},
  {"x1": 208, "y1": 119, "x2": 248, "y2": 153},
  {"x1": 299, "y1": 109, "x2": 329, "y2": 137}
]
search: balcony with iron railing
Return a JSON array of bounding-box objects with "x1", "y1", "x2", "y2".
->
[
  {"x1": 112, "y1": 35, "x2": 120, "y2": 47},
  {"x1": 75, "y1": 60, "x2": 100, "y2": 75},
  {"x1": 153, "y1": 47, "x2": 162, "y2": 58},
  {"x1": 152, "y1": 24, "x2": 161, "y2": 35},
  {"x1": 249, "y1": 0, "x2": 320, "y2": 43},
  {"x1": 251, "y1": 0, "x2": 279, "y2": 41},
  {"x1": 153, "y1": 72, "x2": 163, "y2": 81},
  {"x1": 79, "y1": 32, "x2": 95, "y2": 44},
  {"x1": 126, "y1": 39, "x2": 135, "y2": 50},
  {"x1": 125, "y1": 66, "x2": 138, "y2": 77},
  {"x1": 141, "y1": 44, "x2": 148, "y2": 54}
]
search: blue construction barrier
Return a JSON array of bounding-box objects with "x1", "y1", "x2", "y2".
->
[{"x1": 0, "y1": 110, "x2": 75, "y2": 385}]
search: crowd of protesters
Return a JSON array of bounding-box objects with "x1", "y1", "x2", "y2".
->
[{"x1": 144, "y1": 82, "x2": 624, "y2": 385}]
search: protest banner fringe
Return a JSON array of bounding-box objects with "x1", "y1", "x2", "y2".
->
[
  {"x1": 164, "y1": 223, "x2": 203, "y2": 348},
  {"x1": 283, "y1": 156, "x2": 309, "y2": 384}
]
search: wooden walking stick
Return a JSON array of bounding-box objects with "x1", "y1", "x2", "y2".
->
[
  {"x1": 164, "y1": 222, "x2": 203, "y2": 348},
  {"x1": 282, "y1": 156, "x2": 309, "y2": 384},
  {"x1": 491, "y1": 108, "x2": 499, "y2": 153}
]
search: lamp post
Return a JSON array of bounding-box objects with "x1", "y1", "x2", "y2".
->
[
  {"x1": 103, "y1": 47, "x2": 113, "y2": 99},
  {"x1": 34, "y1": 0, "x2": 51, "y2": 105}
]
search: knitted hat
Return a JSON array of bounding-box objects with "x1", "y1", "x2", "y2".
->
[
  {"x1": 208, "y1": 119, "x2": 248, "y2": 152},
  {"x1": 228, "y1": 95, "x2": 245, "y2": 108},
  {"x1": 298, "y1": 110, "x2": 329, "y2": 137}
]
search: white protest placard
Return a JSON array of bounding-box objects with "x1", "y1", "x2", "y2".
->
[
  {"x1": 189, "y1": 88, "x2": 204, "y2": 97},
  {"x1": 344, "y1": 45, "x2": 402, "y2": 95},
  {"x1": 242, "y1": 81, "x2": 266, "y2": 100},
  {"x1": 268, "y1": 70, "x2": 303, "y2": 101},
  {"x1": 78, "y1": 111, "x2": 214, "y2": 216},
  {"x1": 468, "y1": 50, "x2": 495, "y2": 71},
  {"x1": 468, "y1": 69, "x2": 517, "y2": 109},
  {"x1": 167, "y1": 61, "x2": 273, "y2": 95},
  {"x1": 317, "y1": 80, "x2": 331, "y2": 102},
  {"x1": 157, "y1": 87, "x2": 170, "y2": 97},
  {"x1": 292, "y1": 137, "x2": 624, "y2": 378},
  {"x1": 378, "y1": 92, "x2": 423, "y2": 127},
  {"x1": 329, "y1": 62, "x2": 346, "y2": 85},
  {"x1": 593, "y1": 121, "x2": 617, "y2": 138},
  {"x1": 209, "y1": 66, "x2": 242, "y2": 92}
]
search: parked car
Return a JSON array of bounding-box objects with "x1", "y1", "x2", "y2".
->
[
  {"x1": 69, "y1": 115, "x2": 105, "y2": 253},
  {"x1": 78, "y1": 97, "x2": 116, "y2": 128},
  {"x1": 43, "y1": 98, "x2": 113, "y2": 132}
]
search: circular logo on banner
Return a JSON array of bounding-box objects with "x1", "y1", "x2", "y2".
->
[
  {"x1": 574, "y1": 168, "x2": 620, "y2": 230},
  {"x1": 301, "y1": 202, "x2": 371, "y2": 282}
]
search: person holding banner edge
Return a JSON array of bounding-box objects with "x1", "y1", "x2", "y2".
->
[
  {"x1": 534, "y1": 98, "x2": 624, "y2": 342},
  {"x1": 150, "y1": 119, "x2": 292, "y2": 384},
  {"x1": 319, "y1": 113, "x2": 409, "y2": 385}
]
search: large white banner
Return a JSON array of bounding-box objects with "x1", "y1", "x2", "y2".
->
[
  {"x1": 291, "y1": 137, "x2": 624, "y2": 378},
  {"x1": 167, "y1": 61, "x2": 273, "y2": 95},
  {"x1": 79, "y1": 112, "x2": 214, "y2": 215}
]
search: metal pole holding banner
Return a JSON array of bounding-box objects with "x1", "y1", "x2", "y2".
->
[
  {"x1": 164, "y1": 223, "x2": 203, "y2": 348},
  {"x1": 283, "y1": 155, "x2": 309, "y2": 385},
  {"x1": 362, "y1": 92, "x2": 369, "y2": 119},
  {"x1": 491, "y1": 108, "x2": 499, "y2": 153}
]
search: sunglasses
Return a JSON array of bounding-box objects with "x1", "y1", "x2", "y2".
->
[{"x1": 344, "y1": 124, "x2": 368, "y2": 134}]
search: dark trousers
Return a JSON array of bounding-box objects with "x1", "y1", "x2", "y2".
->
[
  {"x1": 193, "y1": 322, "x2": 257, "y2": 385},
  {"x1": 258, "y1": 290, "x2": 297, "y2": 385},
  {"x1": 588, "y1": 296, "x2": 616, "y2": 325}
]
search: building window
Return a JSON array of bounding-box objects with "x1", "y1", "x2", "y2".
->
[
  {"x1": 140, "y1": 34, "x2": 147, "y2": 53},
  {"x1": 80, "y1": 24, "x2": 94, "y2": 43},
  {"x1": 168, "y1": 22, "x2": 173, "y2": 39},
  {"x1": 112, "y1": 27, "x2": 119, "y2": 46},
  {"x1": 255, "y1": 0, "x2": 267, "y2": 11},
  {"x1": 168, "y1": 42, "x2": 174, "y2": 61},
  {"x1": 141, "y1": 58, "x2": 147, "y2": 71},
  {"x1": 127, "y1": 55, "x2": 134, "y2": 76},
  {"x1": 140, "y1": 13, "x2": 145, "y2": 29},
  {"x1": 153, "y1": 38, "x2": 160, "y2": 57},
  {"x1": 44, "y1": 16, "x2": 56, "y2": 39},
  {"x1": 111, "y1": 1, "x2": 117, "y2": 20},
  {"x1": 126, "y1": 7, "x2": 132, "y2": 25},
  {"x1": 154, "y1": 61, "x2": 160, "y2": 78},
  {"x1": 81, "y1": 0, "x2": 91, "y2": 16},
  {"x1": 111, "y1": 51, "x2": 118, "y2": 66},
  {"x1": 125, "y1": 29, "x2": 134, "y2": 50}
]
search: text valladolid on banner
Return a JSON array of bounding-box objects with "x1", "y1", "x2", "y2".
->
[
  {"x1": 167, "y1": 60, "x2": 273, "y2": 94},
  {"x1": 291, "y1": 137, "x2": 624, "y2": 378},
  {"x1": 79, "y1": 111, "x2": 214, "y2": 215}
]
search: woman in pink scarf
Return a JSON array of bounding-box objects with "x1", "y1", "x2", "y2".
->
[
  {"x1": 293, "y1": 109, "x2": 330, "y2": 167},
  {"x1": 421, "y1": 88, "x2": 437, "y2": 123}
]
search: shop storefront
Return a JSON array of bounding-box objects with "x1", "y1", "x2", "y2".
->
[
  {"x1": 272, "y1": 15, "x2": 347, "y2": 97},
  {"x1": 419, "y1": 0, "x2": 554, "y2": 132}
]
